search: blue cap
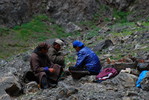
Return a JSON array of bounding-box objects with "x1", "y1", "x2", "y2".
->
[{"x1": 72, "y1": 40, "x2": 84, "y2": 47}]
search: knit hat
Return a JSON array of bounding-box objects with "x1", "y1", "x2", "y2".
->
[
  {"x1": 38, "y1": 42, "x2": 50, "y2": 49},
  {"x1": 72, "y1": 40, "x2": 84, "y2": 47},
  {"x1": 55, "y1": 39, "x2": 64, "y2": 46}
]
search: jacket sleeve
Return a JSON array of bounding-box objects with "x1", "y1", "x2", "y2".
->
[
  {"x1": 48, "y1": 49, "x2": 65, "y2": 64},
  {"x1": 54, "y1": 52, "x2": 65, "y2": 64},
  {"x1": 74, "y1": 51, "x2": 87, "y2": 68},
  {"x1": 47, "y1": 55, "x2": 54, "y2": 67},
  {"x1": 30, "y1": 55, "x2": 44, "y2": 73}
]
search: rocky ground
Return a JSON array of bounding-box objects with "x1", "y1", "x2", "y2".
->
[
  {"x1": 1, "y1": 0, "x2": 149, "y2": 58},
  {"x1": 0, "y1": 0, "x2": 149, "y2": 100},
  {"x1": 0, "y1": 21, "x2": 149, "y2": 99}
]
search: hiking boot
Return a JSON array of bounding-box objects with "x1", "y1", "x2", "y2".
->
[{"x1": 41, "y1": 76, "x2": 49, "y2": 89}]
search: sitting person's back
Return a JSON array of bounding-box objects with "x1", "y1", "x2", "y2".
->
[
  {"x1": 30, "y1": 42, "x2": 63, "y2": 89},
  {"x1": 69, "y1": 40, "x2": 102, "y2": 79},
  {"x1": 74, "y1": 46, "x2": 101, "y2": 74},
  {"x1": 48, "y1": 39, "x2": 65, "y2": 68}
]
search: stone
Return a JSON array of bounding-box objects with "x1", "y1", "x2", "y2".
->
[
  {"x1": 0, "y1": 0, "x2": 30, "y2": 27},
  {"x1": 140, "y1": 72, "x2": 149, "y2": 91},
  {"x1": 122, "y1": 97, "x2": 131, "y2": 100},
  {"x1": 0, "y1": 74, "x2": 22, "y2": 97},
  {"x1": 93, "y1": 39, "x2": 114, "y2": 52},
  {"x1": 104, "y1": 0, "x2": 135, "y2": 11},
  {"x1": 126, "y1": 91, "x2": 139, "y2": 96},
  {"x1": 0, "y1": 94, "x2": 11, "y2": 100},
  {"x1": 65, "y1": 22, "x2": 82, "y2": 33},
  {"x1": 102, "y1": 72, "x2": 138, "y2": 88},
  {"x1": 67, "y1": 87, "x2": 78, "y2": 96},
  {"x1": 107, "y1": 62, "x2": 137, "y2": 72},
  {"x1": 24, "y1": 81, "x2": 39, "y2": 94}
]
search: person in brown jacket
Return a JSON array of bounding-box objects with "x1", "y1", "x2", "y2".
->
[
  {"x1": 48, "y1": 39, "x2": 65, "y2": 68},
  {"x1": 30, "y1": 42, "x2": 63, "y2": 89}
]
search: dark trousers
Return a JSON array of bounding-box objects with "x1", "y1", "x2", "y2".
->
[
  {"x1": 69, "y1": 67, "x2": 98, "y2": 79},
  {"x1": 36, "y1": 64, "x2": 63, "y2": 88}
]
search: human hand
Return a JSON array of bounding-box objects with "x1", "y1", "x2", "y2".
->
[{"x1": 49, "y1": 68, "x2": 55, "y2": 73}]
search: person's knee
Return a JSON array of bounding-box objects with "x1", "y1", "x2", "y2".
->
[
  {"x1": 40, "y1": 75, "x2": 48, "y2": 89},
  {"x1": 40, "y1": 72, "x2": 46, "y2": 75}
]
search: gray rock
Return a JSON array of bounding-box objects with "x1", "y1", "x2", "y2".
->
[
  {"x1": 68, "y1": 95, "x2": 79, "y2": 100},
  {"x1": 112, "y1": 62, "x2": 137, "y2": 72},
  {"x1": 65, "y1": 22, "x2": 82, "y2": 33},
  {"x1": 0, "y1": 74, "x2": 22, "y2": 97},
  {"x1": 102, "y1": 72, "x2": 138, "y2": 88},
  {"x1": 126, "y1": 90, "x2": 139, "y2": 96},
  {"x1": 0, "y1": 0, "x2": 30, "y2": 27},
  {"x1": 0, "y1": 60, "x2": 7, "y2": 66},
  {"x1": 93, "y1": 39, "x2": 114, "y2": 52},
  {"x1": 67, "y1": 87, "x2": 78, "y2": 97},
  {"x1": 24, "y1": 81, "x2": 39, "y2": 94},
  {"x1": 0, "y1": 94, "x2": 11, "y2": 100},
  {"x1": 130, "y1": 69, "x2": 140, "y2": 76},
  {"x1": 98, "y1": 27, "x2": 111, "y2": 34},
  {"x1": 140, "y1": 72, "x2": 149, "y2": 91},
  {"x1": 105, "y1": 0, "x2": 135, "y2": 10},
  {"x1": 122, "y1": 97, "x2": 131, "y2": 100},
  {"x1": 79, "y1": 76, "x2": 96, "y2": 83},
  {"x1": 57, "y1": 88, "x2": 68, "y2": 98}
]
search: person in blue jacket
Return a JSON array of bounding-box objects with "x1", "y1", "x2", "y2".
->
[{"x1": 69, "y1": 40, "x2": 102, "y2": 79}]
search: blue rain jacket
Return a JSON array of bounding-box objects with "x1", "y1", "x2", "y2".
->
[
  {"x1": 136, "y1": 70, "x2": 149, "y2": 88},
  {"x1": 74, "y1": 47, "x2": 102, "y2": 73}
]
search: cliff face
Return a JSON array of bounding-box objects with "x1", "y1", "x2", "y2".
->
[
  {"x1": 0, "y1": 0, "x2": 100, "y2": 27},
  {"x1": 46, "y1": 0, "x2": 100, "y2": 24},
  {"x1": 0, "y1": 0, "x2": 47, "y2": 27},
  {"x1": 0, "y1": 0, "x2": 149, "y2": 28},
  {"x1": 0, "y1": 0, "x2": 29, "y2": 27}
]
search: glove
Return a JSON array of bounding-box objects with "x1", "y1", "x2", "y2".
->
[{"x1": 43, "y1": 67, "x2": 49, "y2": 71}]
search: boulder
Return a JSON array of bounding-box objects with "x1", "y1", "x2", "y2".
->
[
  {"x1": 103, "y1": 62, "x2": 137, "y2": 72},
  {"x1": 93, "y1": 39, "x2": 114, "y2": 52},
  {"x1": 140, "y1": 72, "x2": 149, "y2": 91},
  {"x1": 102, "y1": 0, "x2": 135, "y2": 11},
  {"x1": 0, "y1": 0, "x2": 30, "y2": 27},
  {"x1": 65, "y1": 22, "x2": 82, "y2": 33},
  {"x1": 102, "y1": 72, "x2": 138, "y2": 88},
  {"x1": 24, "y1": 81, "x2": 39, "y2": 94},
  {"x1": 0, "y1": 94, "x2": 11, "y2": 100},
  {"x1": 113, "y1": 62, "x2": 137, "y2": 72},
  {"x1": 47, "y1": 0, "x2": 100, "y2": 25},
  {"x1": 0, "y1": 74, "x2": 22, "y2": 97}
]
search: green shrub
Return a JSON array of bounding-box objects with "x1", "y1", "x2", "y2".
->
[
  {"x1": 13, "y1": 15, "x2": 49, "y2": 41},
  {"x1": 33, "y1": 14, "x2": 49, "y2": 21},
  {"x1": 0, "y1": 28, "x2": 10, "y2": 36},
  {"x1": 113, "y1": 9, "x2": 130, "y2": 23}
]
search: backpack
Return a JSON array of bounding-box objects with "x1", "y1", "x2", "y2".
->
[{"x1": 96, "y1": 68, "x2": 118, "y2": 81}]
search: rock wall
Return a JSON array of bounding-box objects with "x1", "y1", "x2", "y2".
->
[
  {"x1": 46, "y1": 0, "x2": 99, "y2": 25},
  {"x1": 100, "y1": 0, "x2": 135, "y2": 10},
  {"x1": 0, "y1": 0, "x2": 29, "y2": 27},
  {"x1": 0, "y1": 0, "x2": 149, "y2": 28},
  {"x1": 0, "y1": 0, "x2": 46, "y2": 27},
  {"x1": 0, "y1": 0, "x2": 100, "y2": 27}
]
